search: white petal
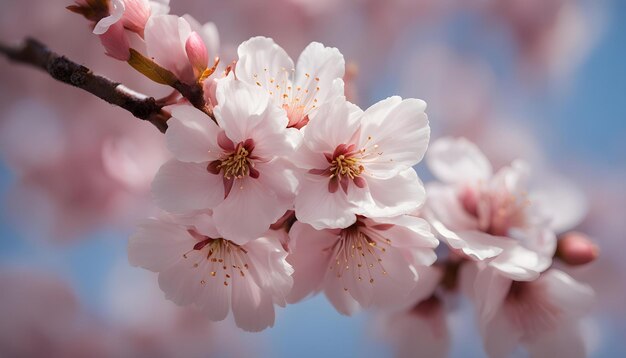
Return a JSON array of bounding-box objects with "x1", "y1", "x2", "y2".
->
[
  {"x1": 157, "y1": 252, "x2": 206, "y2": 306},
  {"x1": 426, "y1": 137, "x2": 492, "y2": 184},
  {"x1": 488, "y1": 245, "x2": 551, "y2": 281},
  {"x1": 481, "y1": 306, "x2": 523, "y2": 358},
  {"x1": 473, "y1": 267, "x2": 513, "y2": 322},
  {"x1": 167, "y1": 105, "x2": 221, "y2": 163},
  {"x1": 93, "y1": 0, "x2": 125, "y2": 35},
  {"x1": 152, "y1": 160, "x2": 224, "y2": 213},
  {"x1": 286, "y1": 222, "x2": 336, "y2": 303},
  {"x1": 294, "y1": 173, "x2": 357, "y2": 230},
  {"x1": 294, "y1": 42, "x2": 345, "y2": 106},
  {"x1": 304, "y1": 97, "x2": 362, "y2": 154},
  {"x1": 213, "y1": 176, "x2": 291, "y2": 244},
  {"x1": 359, "y1": 97, "x2": 430, "y2": 178},
  {"x1": 541, "y1": 270, "x2": 594, "y2": 319},
  {"x1": 128, "y1": 218, "x2": 194, "y2": 271},
  {"x1": 214, "y1": 75, "x2": 272, "y2": 144},
  {"x1": 323, "y1": 266, "x2": 361, "y2": 316},
  {"x1": 235, "y1": 36, "x2": 294, "y2": 103},
  {"x1": 231, "y1": 272, "x2": 275, "y2": 332},
  {"x1": 357, "y1": 168, "x2": 426, "y2": 218},
  {"x1": 198, "y1": 270, "x2": 231, "y2": 321}
]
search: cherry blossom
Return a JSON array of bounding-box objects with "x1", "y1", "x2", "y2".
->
[
  {"x1": 424, "y1": 137, "x2": 555, "y2": 281},
  {"x1": 287, "y1": 215, "x2": 437, "y2": 315},
  {"x1": 152, "y1": 75, "x2": 297, "y2": 242},
  {"x1": 467, "y1": 266, "x2": 594, "y2": 358},
  {"x1": 293, "y1": 96, "x2": 430, "y2": 229},
  {"x1": 128, "y1": 212, "x2": 293, "y2": 332},
  {"x1": 235, "y1": 36, "x2": 345, "y2": 129}
]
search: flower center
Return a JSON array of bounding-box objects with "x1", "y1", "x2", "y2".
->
[
  {"x1": 219, "y1": 145, "x2": 252, "y2": 179},
  {"x1": 325, "y1": 223, "x2": 391, "y2": 288},
  {"x1": 184, "y1": 231, "x2": 250, "y2": 287},
  {"x1": 330, "y1": 154, "x2": 363, "y2": 180},
  {"x1": 459, "y1": 186, "x2": 529, "y2": 236},
  {"x1": 309, "y1": 143, "x2": 367, "y2": 194}
]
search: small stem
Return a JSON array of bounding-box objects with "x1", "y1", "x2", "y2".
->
[{"x1": 0, "y1": 37, "x2": 170, "y2": 133}]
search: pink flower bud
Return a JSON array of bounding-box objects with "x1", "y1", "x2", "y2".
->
[
  {"x1": 185, "y1": 32, "x2": 208, "y2": 79},
  {"x1": 556, "y1": 232, "x2": 599, "y2": 266},
  {"x1": 98, "y1": 22, "x2": 130, "y2": 61}
]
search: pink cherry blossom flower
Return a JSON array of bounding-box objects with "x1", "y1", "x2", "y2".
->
[
  {"x1": 235, "y1": 36, "x2": 345, "y2": 129},
  {"x1": 144, "y1": 14, "x2": 218, "y2": 84},
  {"x1": 468, "y1": 266, "x2": 594, "y2": 358},
  {"x1": 152, "y1": 76, "x2": 297, "y2": 242},
  {"x1": 287, "y1": 215, "x2": 438, "y2": 315},
  {"x1": 128, "y1": 212, "x2": 293, "y2": 332},
  {"x1": 293, "y1": 96, "x2": 430, "y2": 229},
  {"x1": 93, "y1": 0, "x2": 170, "y2": 36},
  {"x1": 425, "y1": 137, "x2": 555, "y2": 281}
]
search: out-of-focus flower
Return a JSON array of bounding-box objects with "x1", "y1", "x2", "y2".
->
[
  {"x1": 152, "y1": 76, "x2": 297, "y2": 242},
  {"x1": 0, "y1": 269, "x2": 126, "y2": 357},
  {"x1": 0, "y1": 100, "x2": 168, "y2": 241},
  {"x1": 287, "y1": 215, "x2": 437, "y2": 315},
  {"x1": 425, "y1": 137, "x2": 555, "y2": 281},
  {"x1": 293, "y1": 96, "x2": 429, "y2": 229},
  {"x1": 467, "y1": 266, "x2": 593, "y2": 357},
  {"x1": 235, "y1": 36, "x2": 345, "y2": 129},
  {"x1": 128, "y1": 212, "x2": 293, "y2": 332}
]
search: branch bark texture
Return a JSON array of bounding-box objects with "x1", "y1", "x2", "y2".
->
[{"x1": 0, "y1": 37, "x2": 170, "y2": 133}]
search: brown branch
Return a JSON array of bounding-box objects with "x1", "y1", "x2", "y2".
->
[{"x1": 0, "y1": 37, "x2": 170, "y2": 133}]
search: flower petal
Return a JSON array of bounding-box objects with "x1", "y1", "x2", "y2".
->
[
  {"x1": 357, "y1": 168, "x2": 426, "y2": 218},
  {"x1": 286, "y1": 222, "x2": 337, "y2": 303},
  {"x1": 426, "y1": 137, "x2": 493, "y2": 184},
  {"x1": 128, "y1": 218, "x2": 194, "y2": 272},
  {"x1": 359, "y1": 96, "x2": 430, "y2": 178},
  {"x1": 152, "y1": 160, "x2": 224, "y2": 213},
  {"x1": 213, "y1": 176, "x2": 291, "y2": 244},
  {"x1": 167, "y1": 105, "x2": 221, "y2": 163},
  {"x1": 235, "y1": 36, "x2": 294, "y2": 103},
  {"x1": 294, "y1": 173, "x2": 357, "y2": 230},
  {"x1": 214, "y1": 75, "x2": 272, "y2": 144}
]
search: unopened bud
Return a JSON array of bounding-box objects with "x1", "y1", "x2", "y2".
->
[
  {"x1": 556, "y1": 232, "x2": 599, "y2": 266},
  {"x1": 185, "y1": 32, "x2": 208, "y2": 79}
]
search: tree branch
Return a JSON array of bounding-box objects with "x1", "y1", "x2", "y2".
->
[{"x1": 0, "y1": 37, "x2": 170, "y2": 133}]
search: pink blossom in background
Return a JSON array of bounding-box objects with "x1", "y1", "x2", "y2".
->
[
  {"x1": 466, "y1": 266, "x2": 594, "y2": 357},
  {"x1": 425, "y1": 137, "x2": 555, "y2": 280}
]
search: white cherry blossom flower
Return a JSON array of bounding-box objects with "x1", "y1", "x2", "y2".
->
[
  {"x1": 152, "y1": 75, "x2": 297, "y2": 243},
  {"x1": 235, "y1": 36, "x2": 345, "y2": 130},
  {"x1": 293, "y1": 96, "x2": 430, "y2": 229},
  {"x1": 287, "y1": 215, "x2": 437, "y2": 315},
  {"x1": 128, "y1": 212, "x2": 293, "y2": 332}
]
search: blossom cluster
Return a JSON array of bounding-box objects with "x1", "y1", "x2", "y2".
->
[{"x1": 68, "y1": 0, "x2": 598, "y2": 355}]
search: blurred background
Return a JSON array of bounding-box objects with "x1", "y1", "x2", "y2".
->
[{"x1": 0, "y1": 0, "x2": 624, "y2": 356}]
